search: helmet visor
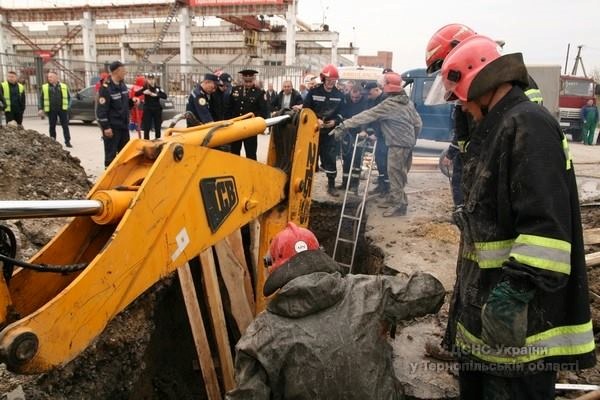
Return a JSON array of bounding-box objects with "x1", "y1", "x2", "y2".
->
[{"x1": 425, "y1": 74, "x2": 453, "y2": 105}]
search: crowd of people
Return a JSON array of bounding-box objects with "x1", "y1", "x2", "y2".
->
[
  {"x1": 0, "y1": 21, "x2": 596, "y2": 399},
  {"x1": 224, "y1": 22, "x2": 597, "y2": 400}
]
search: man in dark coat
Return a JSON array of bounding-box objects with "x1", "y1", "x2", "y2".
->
[
  {"x1": 270, "y1": 80, "x2": 303, "y2": 113},
  {"x1": 226, "y1": 222, "x2": 445, "y2": 400},
  {"x1": 226, "y1": 69, "x2": 269, "y2": 160},
  {"x1": 439, "y1": 34, "x2": 596, "y2": 400}
]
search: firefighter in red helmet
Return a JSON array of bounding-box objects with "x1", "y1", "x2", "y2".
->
[
  {"x1": 425, "y1": 23, "x2": 476, "y2": 74},
  {"x1": 439, "y1": 35, "x2": 596, "y2": 399},
  {"x1": 303, "y1": 64, "x2": 345, "y2": 196},
  {"x1": 226, "y1": 222, "x2": 445, "y2": 400}
]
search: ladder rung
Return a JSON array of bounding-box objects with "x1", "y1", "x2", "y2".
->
[
  {"x1": 336, "y1": 262, "x2": 351, "y2": 268},
  {"x1": 337, "y1": 238, "x2": 356, "y2": 244},
  {"x1": 341, "y1": 214, "x2": 360, "y2": 221}
]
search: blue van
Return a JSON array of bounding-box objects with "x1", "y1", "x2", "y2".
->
[{"x1": 401, "y1": 68, "x2": 454, "y2": 142}]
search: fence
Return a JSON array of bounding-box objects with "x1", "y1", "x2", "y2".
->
[{"x1": 0, "y1": 53, "x2": 305, "y2": 117}]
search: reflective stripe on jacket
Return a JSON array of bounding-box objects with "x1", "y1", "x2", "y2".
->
[{"x1": 524, "y1": 87, "x2": 543, "y2": 104}]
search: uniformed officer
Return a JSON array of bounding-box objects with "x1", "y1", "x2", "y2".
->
[
  {"x1": 209, "y1": 71, "x2": 233, "y2": 121},
  {"x1": 96, "y1": 61, "x2": 135, "y2": 167},
  {"x1": 226, "y1": 69, "x2": 269, "y2": 160},
  {"x1": 303, "y1": 64, "x2": 345, "y2": 196},
  {"x1": 186, "y1": 73, "x2": 219, "y2": 126}
]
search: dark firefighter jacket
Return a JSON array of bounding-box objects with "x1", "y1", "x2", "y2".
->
[
  {"x1": 302, "y1": 84, "x2": 345, "y2": 135},
  {"x1": 96, "y1": 78, "x2": 133, "y2": 130},
  {"x1": 225, "y1": 250, "x2": 445, "y2": 400},
  {"x1": 444, "y1": 86, "x2": 596, "y2": 375}
]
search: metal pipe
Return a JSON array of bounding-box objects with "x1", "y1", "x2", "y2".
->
[
  {"x1": 265, "y1": 114, "x2": 291, "y2": 127},
  {"x1": 0, "y1": 200, "x2": 103, "y2": 220}
]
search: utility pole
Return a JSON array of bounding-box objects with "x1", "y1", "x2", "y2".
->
[
  {"x1": 571, "y1": 45, "x2": 588, "y2": 77},
  {"x1": 564, "y1": 43, "x2": 570, "y2": 75}
]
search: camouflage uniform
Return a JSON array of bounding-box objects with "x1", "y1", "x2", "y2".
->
[{"x1": 337, "y1": 93, "x2": 422, "y2": 215}]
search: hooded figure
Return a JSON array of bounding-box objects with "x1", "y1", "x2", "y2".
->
[{"x1": 226, "y1": 222, "x2": 445, "y2": 400}]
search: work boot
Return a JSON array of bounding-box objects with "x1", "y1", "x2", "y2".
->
[
  {"x1": 327, "y1": 180, "x2": 339, "y2": 197},
  {"x1": 379, "y1": 182, "x2": 390, "y2": 197},
  {"x1": 65, "y1": 142, "x2": 73, "y2": 148},
  {"x1": 383, "y1": 205, "x2": 407, "y2": 217},
  {"x1": 337, "y1": 179, "x2": 348, "y2": 190},
  {"x1": 369, "y1": 184, "x2": 384, "y2": 195}
]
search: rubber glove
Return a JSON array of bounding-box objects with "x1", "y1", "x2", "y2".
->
[{"x1": 481, "y1": 279, "x2": 535, "y2": 348}]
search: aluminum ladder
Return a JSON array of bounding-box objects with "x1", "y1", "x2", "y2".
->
[{"x1": 332, "y1": 134, "x2": 377, "y2": 273}]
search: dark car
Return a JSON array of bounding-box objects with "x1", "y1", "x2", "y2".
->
[{"x1": 69, "y1": 85, "x2": 178, "y2": 125}]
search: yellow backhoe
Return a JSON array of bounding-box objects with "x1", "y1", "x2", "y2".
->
[{"x1": 0, "y1": 109, "x2": 319, "y2": 380}]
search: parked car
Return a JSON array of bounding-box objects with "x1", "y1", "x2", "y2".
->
[{"x1": 69, "y1": 85, "x2": 178, "y2": 125}]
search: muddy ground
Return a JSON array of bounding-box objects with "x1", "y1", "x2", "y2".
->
[{"x1": 0, "y1": 125, "x2": 599, "y2": 399}]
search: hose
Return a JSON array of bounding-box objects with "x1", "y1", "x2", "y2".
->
[{"x1": 0, "y1": 253, "x2": 88, "y2": 274}]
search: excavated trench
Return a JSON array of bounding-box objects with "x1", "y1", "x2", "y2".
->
[{"x1": 1, "y1": 198, "x2": 383, "y2": 400}]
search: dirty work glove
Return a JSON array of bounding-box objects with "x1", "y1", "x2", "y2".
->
[
  {"x1": 481, "y1": 280, "x2": 535, "y2": 348},
  {"x1": 329, "y1": 124, "x2": 345, "y2": 141}
]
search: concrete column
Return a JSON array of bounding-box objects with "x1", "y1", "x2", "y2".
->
[
  {"x1": 331, "y1": 35, "x2": 338, "y2": 66},
  {"x1": 0, "y1": 14, "x2": 12, "y2": 77},
  {"x1": 120, "y1": 41, "x2": 126, "y2": 64},
  {"x1": 81, "y1": 11, "x2": 97, "y2": 86},
  {"x1": 285, "y1": 0, "x2": 297, "y2": 66},
  {"x1": 179, "y1": 6, "x2": 192, "y2": 73}
]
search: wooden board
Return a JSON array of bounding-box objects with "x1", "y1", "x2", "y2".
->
[
  {"x1": 585, "y1": 251, "x2": 600, "y2": 268},
  {"x1": 177, "y1": 263, "x2": 221, "y2": 400},
  {"x1": 199, "y1": 249, "x2": 236, "y2": 391},
  {"x1": 583, "y1": 228, "x2": 600, "y2": 245},
  {"x1": 214, "y1": 234, "x2": 255, "y2": 334}
]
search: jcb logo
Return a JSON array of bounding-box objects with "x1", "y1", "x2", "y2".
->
[{"x1": 200, "y1": 176, "x2": 239, "y2": 233}]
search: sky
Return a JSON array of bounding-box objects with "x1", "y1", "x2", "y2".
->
[{"x1": 2, "y1": 0, "x2": 599, "y2": 75}]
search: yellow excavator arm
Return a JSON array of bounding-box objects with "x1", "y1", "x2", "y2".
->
[{"x1": 0, "y1": 110, "x2": 320, "y2": 374}]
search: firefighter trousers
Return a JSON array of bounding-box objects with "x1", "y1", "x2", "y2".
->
[{"x1": 459, "y1": 370, "x2": 556, "y2": 400}]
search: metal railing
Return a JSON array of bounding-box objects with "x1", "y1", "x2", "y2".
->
[{"x1": 0, "y1": 53, "x2": 305, "y2": 116}]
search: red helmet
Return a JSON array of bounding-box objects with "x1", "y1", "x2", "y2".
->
[
  {"x1": 441, "y1": 35, "x2": 502, "y2": 102},
  {"x1": 425, "y1": 23, "x2": 476, "y2": 74},
  {"x1": 267, "y1": 222, "x2": 320, "y2": 272},
  {"x1": 320, "y1": 64, "x2": 339, "y2": 81},
  {"x1": 383, "y1": 72, "x2": 403, "y2": 93}
]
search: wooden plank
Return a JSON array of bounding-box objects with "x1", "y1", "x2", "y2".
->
[
  {"x1": 224, "y1": 230, "x2": 255, "y2": 309},
  {"x1": 214, "y1": 238, "x2": 255, "y2": 334},
  {"x1": 585, "y1": 251, "x2": 600, "y2": 268},
  {"x1": 177, "y1": 263, "x2": 222, "y2": 400},
  {"x1": 583, "y1": 228, "x2": 600, "y2": 245},
  {"x1": 199, "y1": 249, "x2": 236, "y2": 392}
]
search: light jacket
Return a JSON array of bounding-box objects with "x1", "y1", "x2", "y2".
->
[{"x1": 341, "y1": 93, "x2": 422, "y2": 148}]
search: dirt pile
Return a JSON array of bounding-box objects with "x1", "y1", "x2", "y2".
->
[
  {"x1": 0, "y1": 126, "x2": 92, "y2": 259},
  {"x1": 0, "y1": 127, "x2": 205, "y2": 399}
]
